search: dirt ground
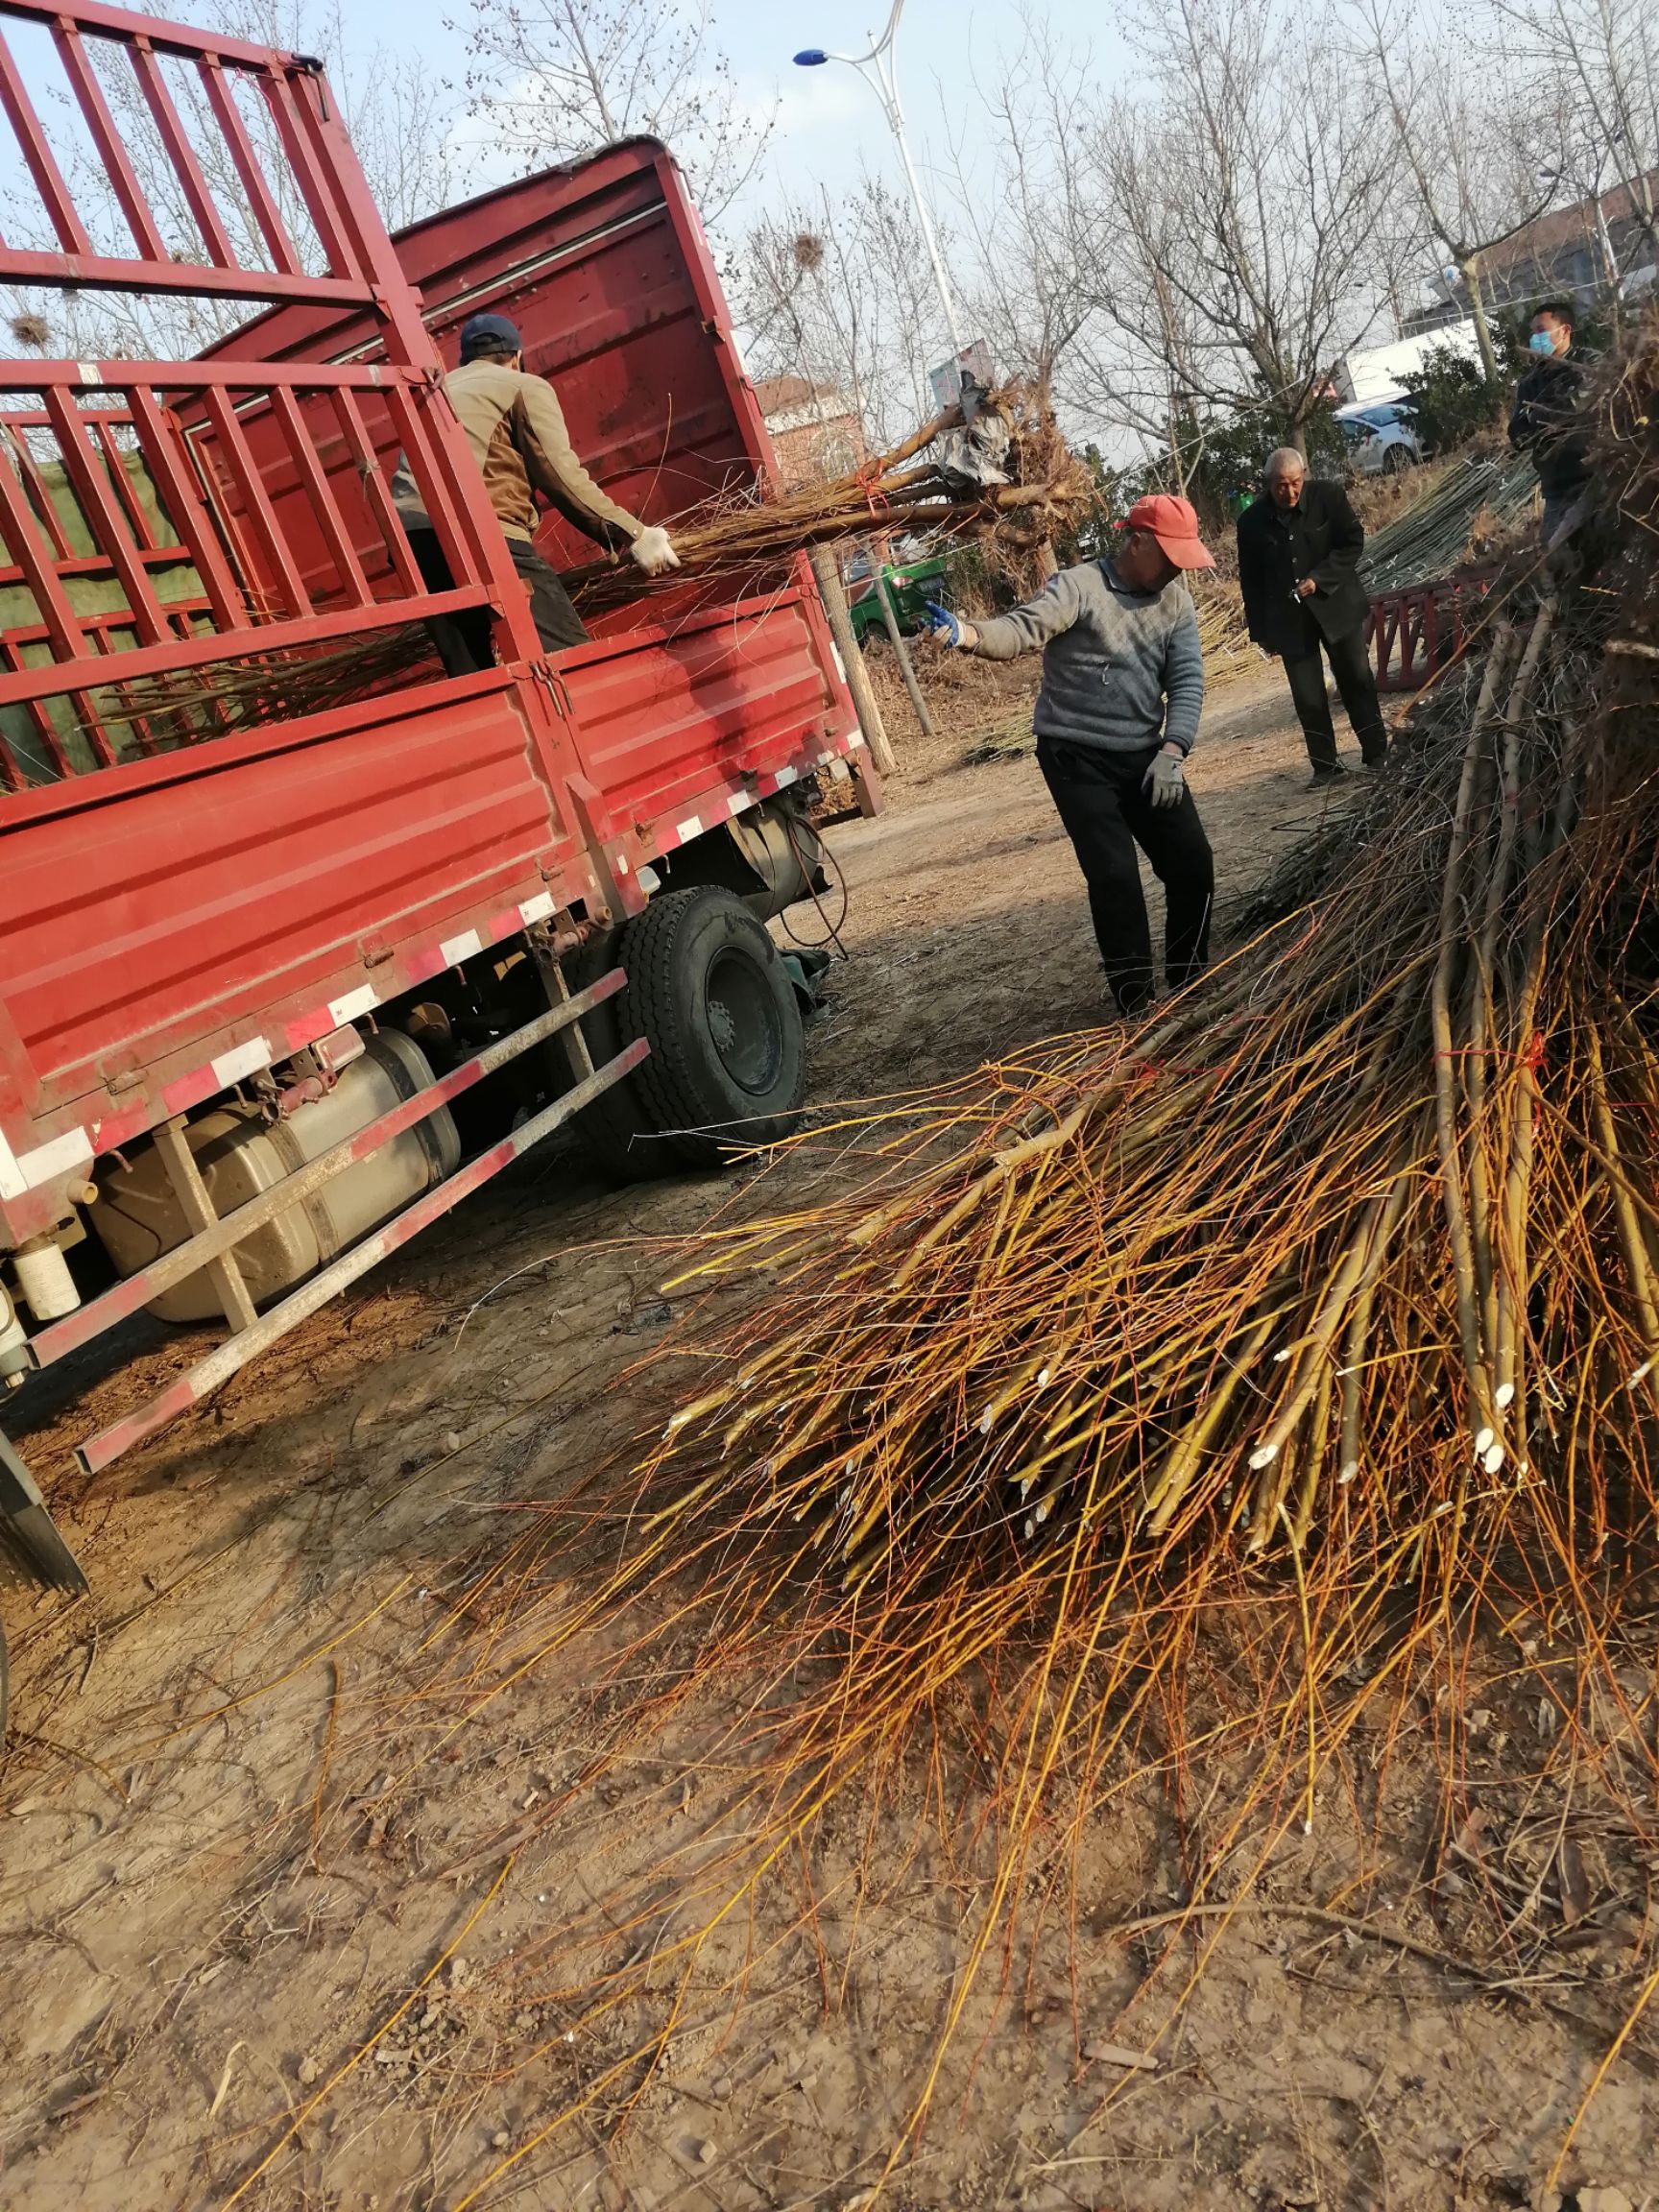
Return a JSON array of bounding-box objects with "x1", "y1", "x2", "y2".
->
[{"x1": 2, "y1": 663, "x2": 1655, "y2": 2212}]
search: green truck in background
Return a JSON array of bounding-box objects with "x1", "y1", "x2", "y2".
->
[{"x1": 844, "y1": 546, "x2": 950, "y2": 645}]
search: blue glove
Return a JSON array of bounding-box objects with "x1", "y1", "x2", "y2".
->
[{"x1": 920, "y1": 599, "x2": 972, "y2": 649}]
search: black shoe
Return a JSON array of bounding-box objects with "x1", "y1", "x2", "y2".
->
[
  {"x1": 1307, "y1": 764, "x2": 1346, "y2": 789},
  {"x1": 1361, "y1": 750, "x2": 1388, "y2": 772}
]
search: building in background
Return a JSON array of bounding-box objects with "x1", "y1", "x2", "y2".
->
[
  {"x1": 1403, "y1": 169, "x2": 1659, "y2": 338},
  {"x1": 755, "y1": 375, "x2": 866, "y2": 487},
  {"x1": 1334, "y1": 322, "x2": 1482, "y2": 407}
]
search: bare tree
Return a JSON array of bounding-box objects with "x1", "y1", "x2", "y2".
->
[
  {"x1": 1059, "y1": 94, "x2": 1218, "y2": 480},
  {"x1": 0, "y1": 0, "x2": 461, "y2": 358},
  {"x1": 1079, "y1": 0, "x2": 1395, "y2": 458},
  {"x1": 940, "y1": 21, "x2": 1100, "y2": 400},
  {"x1": 1494, "y1": 0, "x2": 1659, "y2": 280},
  {"x1": 454, "y1": 0, "x2": 772, "y2": 224},
  {"x1": 1349, "y1": 0, "x2": 1551, "y2": 384},
  {"x1": 735, "y1": 178, "x2": 950, "y2": 452}
]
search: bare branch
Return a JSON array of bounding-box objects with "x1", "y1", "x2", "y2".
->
[
  {"x1": 453, "y1": 0, "x2": 774, "y2": 224},
  {"x1": 1074, "y1": 0, "x2": 1394, "y2": 454}
]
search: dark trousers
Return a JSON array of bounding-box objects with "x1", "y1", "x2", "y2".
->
[
  {"x1": 406, "y1": 528, "x2": 589, "y2": 673},
  {"x1": 1036, "y1": 737, "x2": 1214, "y2": 1015},
  {"x1": 1280, "y1": 613, "x2": 1386, "y2": 771}
]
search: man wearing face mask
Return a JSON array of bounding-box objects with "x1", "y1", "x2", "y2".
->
[
  {"x1": 918, "y1": 494, "x2": 1214, "y2": 1018},
  {"x1": 1508, "y1": 299, "x2": 1592, "y2": 546}
]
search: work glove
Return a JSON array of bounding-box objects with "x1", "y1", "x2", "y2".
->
[
  {"x1": 631, "y1": 524, "x2": 681, "y2": 576},
  {"x1": 1142, "y1": 748, "x2": 1187, "y2": 808},
  {"x1": 919, "y1": 600, "x2": 978, "y2": 651}
]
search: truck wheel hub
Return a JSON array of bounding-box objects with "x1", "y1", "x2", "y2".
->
[{"x1": 707, "y1": 950, "x2": 782, "y2": 1095}]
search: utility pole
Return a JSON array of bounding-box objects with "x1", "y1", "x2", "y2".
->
[
  {"x1": 794, "y1": 5, "x2": 955, "y2": 754},
  {"x1": 793, "y1": 3, "x2": 963, "y2": 353}
]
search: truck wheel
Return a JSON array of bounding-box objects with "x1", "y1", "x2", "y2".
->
[
  {"x1": 546, "y1": 931, "x2": 683, "y2": 1181},
  {"x1": 621, "y1": 887, "x2": 806, "y2": 1166}
]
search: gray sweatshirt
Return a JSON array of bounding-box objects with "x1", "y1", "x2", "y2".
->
[{"x1": 970, "y1": 558, "x2": 1205, "y2": 755}]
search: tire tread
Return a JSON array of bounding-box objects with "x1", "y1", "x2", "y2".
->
[{"x1": 620, "y1": 889, "x2": 805, "y2": 1163}]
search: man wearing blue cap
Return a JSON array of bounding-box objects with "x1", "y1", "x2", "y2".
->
[{"x1": 395, "y1": 312, "x2": 680, "y2": 668}]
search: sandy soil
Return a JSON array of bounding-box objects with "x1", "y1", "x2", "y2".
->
[{"x1": 2, "y1": 665, "x2": 1654, "y2": 2212}]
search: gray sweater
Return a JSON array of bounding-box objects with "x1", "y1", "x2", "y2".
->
[{"x1": 970, "y1": 559, "x2": 1205, "y2": 755}]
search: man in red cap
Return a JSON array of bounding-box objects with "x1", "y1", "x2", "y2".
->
[{"x1": 921, "y1": 494, "x2": 1214, "y2": 1018}]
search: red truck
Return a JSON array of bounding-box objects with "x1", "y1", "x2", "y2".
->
[{"x1": 0, "y1": 0, "x2": 870, "y2": 1704}]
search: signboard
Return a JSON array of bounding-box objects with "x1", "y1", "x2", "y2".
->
[{"x1": 928, "y1": 339, "x2": 995, "y2": 411}]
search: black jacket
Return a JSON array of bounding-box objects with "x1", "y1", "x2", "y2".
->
[
  {"x1": 1507, "y1": 350, "x2": 1591, "y2": 501},
  {"x1": 1236, "y1": 479, "x2": 1368, "y2": 657}
]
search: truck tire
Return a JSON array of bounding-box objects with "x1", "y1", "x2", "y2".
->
[
  {"x1": 547, "y1": 931, "x2": 682, "y2": 1181},
  {"x1": 620, "y1": 887, "x2": 806, "y2": 1166}
]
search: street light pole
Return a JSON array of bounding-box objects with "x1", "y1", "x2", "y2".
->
[{"x1": 794, "y1": 2, "x2": 964, "y2": 353}]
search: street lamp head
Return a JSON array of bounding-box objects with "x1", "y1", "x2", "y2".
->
[{"x1": 793, "y1": 48, "x2": 829, "y2": 64}]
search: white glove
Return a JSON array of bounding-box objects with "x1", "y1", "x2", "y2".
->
[
  {"x1": 1142, "y1": 748, "x2": 1187, "y2": 808},
  {"x1": 631, "y1": 524, "x2": 680, "y2": 576}
]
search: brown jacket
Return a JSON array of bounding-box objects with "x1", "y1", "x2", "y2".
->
[{"x1": 395, "y1": 358, "x2": 641, "y2": 549}]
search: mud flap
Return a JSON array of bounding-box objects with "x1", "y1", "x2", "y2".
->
[
  {"x1": 0, "y1": 1431, "x2": 87, "y2": 1594},
  {"x1": 780, "y1": 945, "x2": 833, "y2": 1015}
]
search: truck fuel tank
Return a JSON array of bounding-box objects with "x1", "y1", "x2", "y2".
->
[{"x1": 92, "y1": 1032, "x2": 460, "y2": 1323}]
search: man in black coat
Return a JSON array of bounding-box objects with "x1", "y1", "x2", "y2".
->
[
  {"x1": 1236, "y1": 446, "x2": 1387, "y2": 786},
  {"x1": 1507, "y1": 297, "x2": 1591, "y2": 545}
]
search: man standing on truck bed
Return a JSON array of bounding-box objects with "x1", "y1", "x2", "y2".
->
[
  {"x1": 395, "y1": 312, "x2": 680, "y2": 670},
  {"x1": 919, "y1": 494, "x2": 1215, "y2": 1020}
]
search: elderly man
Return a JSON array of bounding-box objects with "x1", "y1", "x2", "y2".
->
[
  {"x1": 394, "y1": 312, "x2": 679, "y2": 672},
  {"x1": 1237, "y1": 447, "x2": 1386, "y2": 786},
  {"x1": 921, "y1": 493, "x2": 1215, "y2": 1018}
]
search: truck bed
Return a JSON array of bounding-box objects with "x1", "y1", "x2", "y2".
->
[{"x1": 0, "y1": 126, "x2": 856, "y2": 1244}]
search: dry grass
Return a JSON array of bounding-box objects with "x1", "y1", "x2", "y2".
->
[{"x1": 217, "y1": 334, "x2": 1659, "y2": 2206}]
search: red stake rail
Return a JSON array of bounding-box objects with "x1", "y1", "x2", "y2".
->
[
  {"x1": 0, "y1": 1, "x2": 863, "y2": 1501},
  {"x1": 0, "y1": 0, "x2": 553, "y2": 778}
]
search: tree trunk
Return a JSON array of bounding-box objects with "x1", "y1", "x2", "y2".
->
[
  {"x1": 1460, "y1": 253, "x2": 1501, "y2": 391},
  {"x1": 873, "y1": 561, "x2": 936, "y2": 741},
  {"x1": 1165, "y1": 395, "x2": 1189, "y2": 496},
  {"x1": 809, "y1": 547, "x2": 895, "y2": 776}
]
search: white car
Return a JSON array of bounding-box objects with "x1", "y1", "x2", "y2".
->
[{"x1": 1336, "y1": 400, "x2": 1423, "y2": 476}]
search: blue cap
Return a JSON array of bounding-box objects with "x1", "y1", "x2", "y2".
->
[{"x1": 459, "y1": 312, "x2": 522, "y2": 358}]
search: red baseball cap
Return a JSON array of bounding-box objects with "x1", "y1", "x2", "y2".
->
[{"x1": 1124, "y1": 493, "x2": 1215, "y2": 570}]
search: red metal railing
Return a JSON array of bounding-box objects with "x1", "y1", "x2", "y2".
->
[
  {"x1": 0, "y1": 397, "x2": 215, "y2": 783},
  {"x1": 0, "y1": 0, "x2": 547, "y2": 791},
  {"x1": 1366, "y1": 566, "x2": 1497, "y2": 692}
]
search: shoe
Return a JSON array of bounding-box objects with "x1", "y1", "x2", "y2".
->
[
  {"x1": 1361, "y1": 751, "x2": 1388, "y2": 773},
  {"x1": 1307, "y1": 765, "x2": 1346, "y2": 789}
]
